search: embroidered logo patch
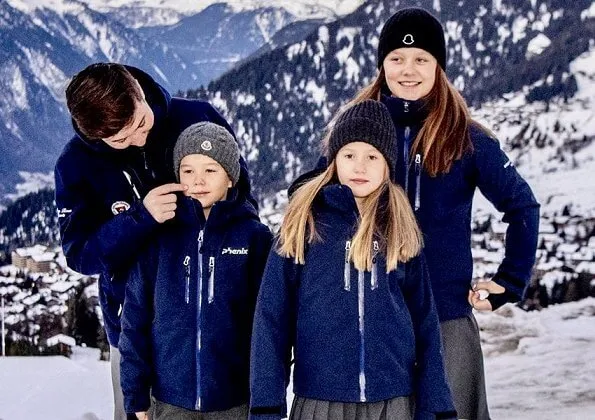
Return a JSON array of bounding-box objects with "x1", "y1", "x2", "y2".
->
[
  {"x1": 111, "y1": 201, "x2": 130, "y2": 215},
  {"x1": 403, "y1": 34, "x2": 415, "y2": 45},
  {"x1": 222, "y1": 247, "x2": 249, "y2": 255},
  {"x1": 201, "y1": 140, "x2": 212, "y2": 151}
]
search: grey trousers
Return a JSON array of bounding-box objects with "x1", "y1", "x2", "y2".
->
[
  {"x1": 153, "y1": 400, "x2": 248, "y2": 420},
  {"x1": 290, "y1": 396, "x2": 413, "y2": 420},
  {"x1": 440, "y1": 314, "x2": 491, "y2": 420},
  {"x1": 110, "y1": 345, "x2": 128, "y2": 420}
]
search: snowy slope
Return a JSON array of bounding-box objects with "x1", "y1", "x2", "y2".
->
[{"x1": 1, "y1": 300, "x2": 594, "y2": 419}]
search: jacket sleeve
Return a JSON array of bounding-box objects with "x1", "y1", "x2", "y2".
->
[
  {"x1": 403, "y1": 253, "x2": 456, "y2": 418},
  {"x1": 471, "y1": 128, "x2": 540, "y2": 302},
  {"x1": 118, "y1": 246, "x2": 157, "y2": 414},
  {"x1": 54, "y1": 157, "x2": 158, "y2": 276},
  {"x1": 250, "y1": 246, "x2": 298, "y2": 420}
]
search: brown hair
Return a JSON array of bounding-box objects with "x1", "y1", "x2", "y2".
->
[
  {"x1": 65, "y1": 63, "x2": 143, "y2": 139},
  {"x1": 278, "y1": 162, "x2": 422, "y2": 272},
  {"x1": 324, "y1": 66, "x2": 488, "y2": 176}
]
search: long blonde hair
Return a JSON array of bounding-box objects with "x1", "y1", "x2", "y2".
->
[
  {"x1": 323, "y1": 66, "x2": 487, "y2": 176},
  {"x1": 279, "y1": 161, "x2": 422, "y2": 272}
]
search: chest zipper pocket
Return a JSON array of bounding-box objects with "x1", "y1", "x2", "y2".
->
[
  {"x1": 344, "y1": 241, "x2": 351, "y2": 291},
  {"x1": 371, "y1": 241, "x2": 379, "y2": 290},
  {"x1": 183, "y1": 256, "x2": 190, "y2": 304},
  {"x1": 414, "y1": 154, "x2": 421, "y2": 211},
  {"x1": 208, "y1": 257, "x2": 215, "y2": 304}
]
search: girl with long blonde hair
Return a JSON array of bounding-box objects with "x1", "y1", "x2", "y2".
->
[{"x1": 250, "y1": 100, "x2": 455, "y2": 420}]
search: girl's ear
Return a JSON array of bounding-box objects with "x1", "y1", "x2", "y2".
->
[{"x1": 227, "y1": 178, "x2": 232, "y2": 188}]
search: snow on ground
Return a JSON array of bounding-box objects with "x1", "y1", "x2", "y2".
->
[
  {"x1": 0, "y1": 346, "x2": 111, "y2": 420},
  {"x1": 0, "y1": 300, "x2": 594, "y2": 419},
  {"x1": 478, "y1": 298, "x2": 595, "y2": 420}
]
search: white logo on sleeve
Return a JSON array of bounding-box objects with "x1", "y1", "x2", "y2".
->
[
  {"x1": 57, "y1": 208, "x2": 72, "y2": 218},
  {"x1": 504, "y1": 160, "x2": 514, "y2": 168},
  {"x1": 402, "y1": 34, "x2": 415, "y2": 45},
  {"x1": 221, "y1": 247, "x2": 249, "y2": 255}
]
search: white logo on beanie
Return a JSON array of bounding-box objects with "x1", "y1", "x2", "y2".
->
[
  {"x1": 200, "y1": 140, "x2": 212, "y2": 151},
  {"x1": 403, "y1": 34, "x2": 415, "y2": 45}
]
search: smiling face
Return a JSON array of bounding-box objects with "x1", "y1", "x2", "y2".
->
[
  {"x1": 336, "y1": 142, "x2": 388, "y2": 207},
  {"x1": 383, "y1": 47, "x2": 438, "y2": 101},
  {"x1": 102, "y1": 99, "x2": 154, "y2": 149},
  {"x1": 179, "y1": 154, "x2": 232, "y2": 218}
]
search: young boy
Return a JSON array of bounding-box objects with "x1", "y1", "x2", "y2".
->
[{"x1": 119, "y1": 122, "x2": 272, "y2": 419}]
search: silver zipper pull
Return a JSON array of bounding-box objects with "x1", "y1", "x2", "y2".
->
[
  {"x1": 184, "y1": 256, "x2": 190, "y2": 304},
  {"x1": 344, "y1": 241, "x2": 351, "y2": 291},
  {"x1": 415, "y1": 154, "x2": 421, "y2": 211},
  {"x1": 371, "y1": 241, "x2": 379, "y2": 290},
  {"x1": 208, "y1": 257, "x2": 215, "y2": 303}
]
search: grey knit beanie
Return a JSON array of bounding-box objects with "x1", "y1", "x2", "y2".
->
[
  {"x1": 327, "y1": 100, "x2": 397, "y2": 177},
  {"x1": 173, "y1": 122, "x2": 240, "y2": 185}
]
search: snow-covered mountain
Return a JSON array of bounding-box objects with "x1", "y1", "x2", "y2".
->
[
  {"x1": 198, "y1": 0, "x2": 595, "y2": 204},
  {"x1": 7, "y1": 0, "x2": 363, "y2": 27},
  {"x1": 0, "y1": 0, "x2": 358, "y2": 198}
]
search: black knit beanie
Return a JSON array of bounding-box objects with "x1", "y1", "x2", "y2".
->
[
  {"x1": 377, "y1": 7, "x2": 446, "y2": 69},
  {"x1": 327, "y1": 100, "x2": 397, "y2": 177}
]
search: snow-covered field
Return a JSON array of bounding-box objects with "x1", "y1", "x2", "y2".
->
[{"x1": 1, "y1": 299, "x2": 594, "y2": 420}]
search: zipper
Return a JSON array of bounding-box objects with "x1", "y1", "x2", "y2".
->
[
  {"x1": 357, "y1": 269, "x2": 366, "y2": 402},
  {"x1": 184, "y1": 256, "x2": 190, "y2": 304},
  {"x1": 195, "y1": 230, "x2": 204, "y2": 411},
  {"x1": 403, "y1": 126, "x2": 411, "y2": 193},
  {"x1": 122, "y1": 170, "x2": 141, "y2": 200},
  {"x1": 140, "y1": 148, "x2": 149, "y2": 171},
  {"x1": 344, "y1": 241, "x2": 351, "y2": 291},
  {"x1": 403, "y1": 100, "x2": 409, "y2": 113},
  {"x1": 371, "y1": 241, "x2": 379, "y2": 290},
  {"x1": 208, "y1": 256, "x2": 215, "y2": 304},
  {"x1": 414, "y1": 154, "x2": 422, "y2": 211}
]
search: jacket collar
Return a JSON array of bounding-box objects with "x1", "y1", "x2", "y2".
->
[
  {"x1": 381, "y1": 93, "x2": 428, "y2": 126},
  {"x1": 175, "y1": 188, "x2": 258, "y2": 231},
  {"x1": 314, "y1": 184, "x2": 359, "y2": 219}
]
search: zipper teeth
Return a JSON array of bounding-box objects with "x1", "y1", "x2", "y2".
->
[
  {"x1": 196, "y1": 230, "x2": 203, "y2": 411},
  {"x1": 344, "y1": 241, "x2": 351, "y2": 291},
  {"x1": 208, "y1": 257, "x2": 215, "y2": 304},
  {"x1": 357, "y1": 269, "x2": 366, "y2": 402}
]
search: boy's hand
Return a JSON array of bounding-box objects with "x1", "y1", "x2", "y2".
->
[
  {"x1": 468, "y1": 280, "x2": 505, "y2": 312},
  {"x1": 143, "y1": 183, "x2": 187, "y2": 223},
  {"x1": 135, "y1": 412, "x2": 148, "y2": 420}
]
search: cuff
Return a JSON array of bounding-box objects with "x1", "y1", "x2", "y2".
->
[
  {"x1": 249, "y1": 406, "x2": 284, "y2": 420},
  {"x1": 124, "y1": 391, "x2": 151, "y2": 414},
  {"x1": 487, "y1": 288, "x2": 518, "y2": 311}
]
